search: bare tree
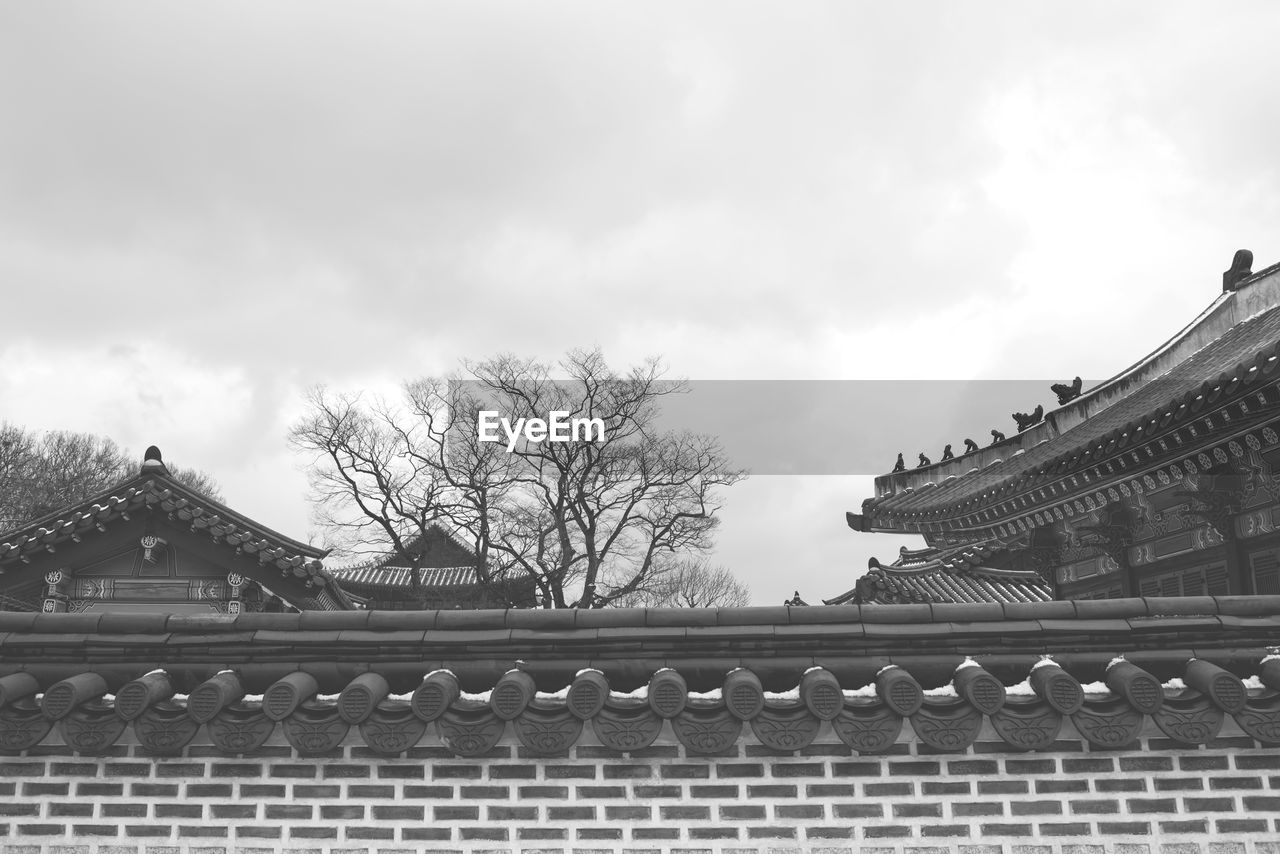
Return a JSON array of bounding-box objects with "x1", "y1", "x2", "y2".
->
[
  {"x1": 0, "y1": 424, "x2": 223, "y2": 531},
  {"x1": 613, "y1": 558, "x2": 752, "y2": 608},
  {"x1": 289, "y1": 349, "x2": 747, "y2": 608},
  {"x1": 165, "y1": 464, "x2": 224, "y2": 500},
  {"x1": 0, "y1": 423, "x2": 39, "y2": 530},
  {"x1": 286, "y1": 389, "x2": 479, "y2": 598}
]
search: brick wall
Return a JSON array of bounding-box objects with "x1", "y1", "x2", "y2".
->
[{"x1": 3, "y1": 718, "x2": 1280, "y2": 854}]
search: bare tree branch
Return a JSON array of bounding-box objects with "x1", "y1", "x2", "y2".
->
[
  {"x1": 0, "y1": 424, "x2": 223, "y2": 531},
  {"x1": 611, "y1": 558, "x2": 752, "y2": 608}
]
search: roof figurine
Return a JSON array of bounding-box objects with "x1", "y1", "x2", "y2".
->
[
  {"x1": 891, "y1": 453, "x2": 905, "y2": 473},
  {"x1": 1051, "y1": 376, "x2": 1083, "y2": 405},
  {"x1": 963, "y1": 438, "x2": 979, "y2": 454},
  {"x1": 1223, "y1": 248, "x2": 1254, "y2": 291},
  {"x1": 917, "y1": 452, "x2": 931, "y2": 468},
  {"x1": 989, "y1": 428, "x2": 1006, "y2": 444},
  {"x1": 941, "y1": 444, "x2": 954, "y2": 461},
  {"x1": 782, "y1": 590, "x2": 808, "y2": 606},
  {"x1": 1012, "y1": 404, "x2": 1044, "y2": 432}
]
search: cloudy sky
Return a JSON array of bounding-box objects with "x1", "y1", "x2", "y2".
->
[{"x1": 3, "y1": 2, "x2": 1279, "y2": 604}]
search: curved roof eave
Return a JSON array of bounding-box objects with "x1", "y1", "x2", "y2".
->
[{"x1": 857, "y1": 258, "x2": 1280, "y2": 529}]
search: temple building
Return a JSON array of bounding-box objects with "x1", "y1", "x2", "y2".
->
[
  {"x1": 847, "y1": 250, "x2": 1280, "y2": 602},
  {"x1": 328, "y1": 523, "x2": 537, "y2": 609},
  {"x1": 0, "y1": 447, "x2": 354, "y2": 613}
]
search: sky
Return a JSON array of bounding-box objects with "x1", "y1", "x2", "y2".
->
[{"x1": 3, "y1": 2, "x2": 1280, "y2": 605}]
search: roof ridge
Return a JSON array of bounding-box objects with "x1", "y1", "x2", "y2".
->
[
  {"x1": 0, "y1": 473, "x2": 327, "y2": 561},
  {"x1": 868, "y1": 256, "x2": 1280, "y2": 493},
  {"x1": 953, "y1": 565, "x2": 1048, "y2": 581},
  {"x1": 872, "y1": 562, "x2": 1043, "y2": 581}
]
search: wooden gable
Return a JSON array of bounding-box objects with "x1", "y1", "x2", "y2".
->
[{"x1": 0, "y1": 447, "x2": 353, "y2": 613}]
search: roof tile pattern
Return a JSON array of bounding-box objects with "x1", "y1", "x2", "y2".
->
[
  {"x1": 825, "y1": 543, "x2": 1051, "y2": 605},
  {"x1": 329, "y1": 565, "x2": 477, "y2": 589},
  {"x1": 832, "y1": 563, "x2": 1052, "y2": 605},
  {"x1": 4, "y1": 597, "x2": 1277, "y2": 681},
  {"x1": 2, "y1": 600, "x2": 1279, "y2": 757}
]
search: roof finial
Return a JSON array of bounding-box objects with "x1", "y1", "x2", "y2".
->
[
  {"x1": 141, "y1": 445, "x2": 170, "y2": 476},
  {"x1": 1223, "y1": 249, "x2": 1253, "y2": 292}
]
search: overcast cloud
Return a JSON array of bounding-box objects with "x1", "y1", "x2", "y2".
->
[{"x1": 3, "y1": 2, "x2": 1280, "y2": 604}]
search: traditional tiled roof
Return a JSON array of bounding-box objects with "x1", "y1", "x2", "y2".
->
[
  {"x1": 832, "y1": 561, "x2": 1051, "y2": 605},
  {"x1": 852, "y1": 259, "x2": 1280, "y2": 539},
  {"x1": 1, "y1": 598, "x2": 1278, "y2": 756},
  {"x1": 329, "y1": 565, "x2": 478, "y2": 589},
  {"x1": 824, "y1": 544, "x2": 1052, "y2": 605},
  {"x1": 325, "y1": 522, "x2": 479, "y2": 583},
  {"x1": 0, "y1": 451, "x2": 354, "y2": 611}
]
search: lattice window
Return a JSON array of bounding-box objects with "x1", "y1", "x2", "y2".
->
[
  {"x1": 1138, "y1": 563, "x2": 1229, "y2": 597},
  {"x1": 1250, "y1": 551, "x2": 1280, "y2": 594},
  {"x1": 1205, "y1": 563, "x2": 1229, "y2": 595}
]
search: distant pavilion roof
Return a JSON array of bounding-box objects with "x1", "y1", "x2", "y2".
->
[
  {"x1": 850, "y1": 257, "x2": 1280, "y2": 540},
  {"x1": 824, "y1": 543, "x2": 1052, "y2": 605},
  {"x1": 325, "y1": 523, "x2": 482, "y2": 592},
  {"x1": 329, "y1": 565, "x2": 479, "y2": 590}
]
